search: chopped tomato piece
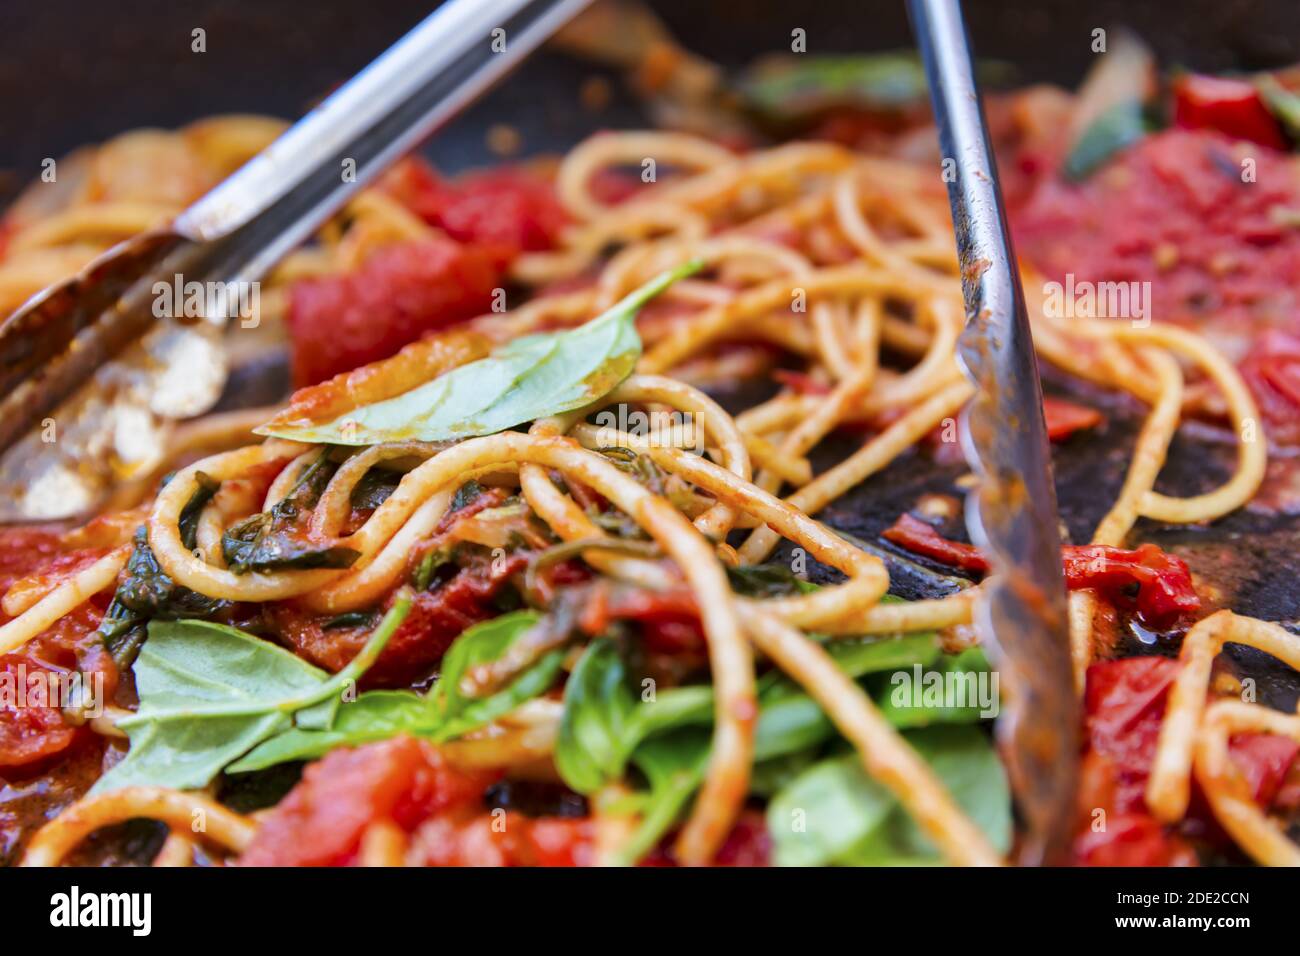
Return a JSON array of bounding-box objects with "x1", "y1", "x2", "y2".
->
[
  {"x1": 1228, "y1": 734, "x2": 1300, "y2": 809},
  {"x1": 407, "y1": 812, "x2": 594, "y2": 866},
  {"x1": 272, "y1": 551, "x2": 527, "y2": 688},
  {"x1": 882, "y1": 514, "x2": 1200, "y2": 627},
  {"x1": 1064, "y1": 543, "x2": 1201, "y2": 629},
  {"x1": 381, "y1": 157, "x2": 568, "y2": 260},
  {"x1": 1173, "y1": 74, "x2": 1289, "y2": 151},
  {"x1": 1042, "y1": 395, "x2": 1104, "y2": 441},
  {"x1": 239, "y1": 736, "x2": 498, "y2": 867},
  {"x1": 0, "y1": 658, "x2": 79, "y2": 769},
  {"x1": 1083, "y1": 656, "x2": 1180, "y2": 813},
  {"x1": 1074, "y1": 657, "x2": 1197, "y2": 865},
  {"x1": 1014, "y1": 129, "x2": 1300, "y2": 332},
  {"x1": 882, "y1": 513, "x2": 989, "y2": 573},
  {"x1": 239, "y1": 736, "x2": 592, "y2": 867},
  {"x1": 0, "y1": 528, "x2": 118, "y2": 770},
  {"x1": 578, "y1": 584, "x2": 705, "y2": 655},
  {"x1": 1074, "y1": 812, "x2": 1198, "y2": 867},
  {"x1": 1240, "y1": 330, "x2": 1300, "y2": 446},
  {"x1": 1074, "y1": 656, "x2": 1299, "y2": 865},
  {"x1": 286, "y1": 237, "x2": 500, "y2": 386}
]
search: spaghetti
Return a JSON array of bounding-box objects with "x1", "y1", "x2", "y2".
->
[{"x1": 0, "y1": 114, "x2": 1293, "y2": 869}]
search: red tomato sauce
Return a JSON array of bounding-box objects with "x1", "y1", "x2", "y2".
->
[
  {"x1": 882, "y1": 514, "x2": 1200, "y2": 628},
  {"x1": 1013, "y1": 129, "x2": 1300, "y2": 340},
  {"x1": 1073, "y1": 656, "x2": 1298, "y2": 866},
  {"x1": 0, "y1": 528, "x2": 117, "y2": 772}
]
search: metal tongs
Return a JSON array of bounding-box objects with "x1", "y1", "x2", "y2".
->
[
  {"x1": 0, "y1": 0, "x2": 591, "y2": 519},
  {"x1": 907, "y1": 0, "x2": 1079, "y2": 864}
]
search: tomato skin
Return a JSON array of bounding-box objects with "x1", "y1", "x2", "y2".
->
[
  {"x1": 0, "y1": 529, "x2": 117, "y2": 770},
  {"x1": 287, "y1": 237, "x2": 500, "y2": 386},
  {"x1": 578, "y1": 584, "x2": 706, "y2": 655},
  {"x1": 883, "y1": 513, "x2": 990, "y2": 573},
  {"x1": 882, "y1": 515, "x2": 1200, "y2": 628},
  {"x1": 1173, "y1": 74, "x2": 1289, "y2": 151},
  {"x1": 1240, "y1": 331, "x2": 1300, "y2": 446},
  {"x1": 1042, "y1": 396, "x2": 1104, "y2": 441},
  {"x1": 272, "y1": 552, "x2": 527, "y2": 688},
  {"x1": 239, "y1": 736, "x2": 497, "y2": 867},
  {"x1": 1074, "y1": 656, "x2": 1299, "y2": 865},
  {"x1": 239, "y1": 736, "x2": 595, "y2": 867},
  {"x1": 1062, "y1": 543, "x2": 1200, "y2": 630},
  {"x1": 1014, "y1": 129, "x2": 1300, "y2": 332},
  {"x1": 381, "y1": 157, "x2": 568, "y2": 260}
]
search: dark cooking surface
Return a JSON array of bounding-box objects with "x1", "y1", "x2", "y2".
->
[{"x1": 3, "y1": 0, "x2": 1300, "y2": 206}]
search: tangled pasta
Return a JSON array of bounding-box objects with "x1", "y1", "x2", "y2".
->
[{"x1": 4, "y1": 121, "x2": 1294, "y2": 869}]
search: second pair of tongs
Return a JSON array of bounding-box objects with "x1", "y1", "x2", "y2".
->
[{"x1": 0, "y1": 0, "x2": 592, "y2": 495}]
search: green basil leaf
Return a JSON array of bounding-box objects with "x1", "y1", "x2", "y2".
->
[
  {"x1": 724, "y1": 563, "x2": 819, "y2": 598},
  {"x1": 257, "y1": 261, "x2": 702, "y2": 446},
  {"x1": 613, "y1": 729, "x2": 712, "y2": 866},
  {"x1": 99, "y1": 473, "x2": 229, "y2": 664},
  {"x1": 426, "y1": 610, "x2": 565, "y2": 742},
  {"x1": 92, "y1": 601, "x2": 410, "y2": 793},
  {"x1": 554, "y1": 633, "x2": 939, "y2": 794},
  {"x1": 766, "y1": 725, "x2": 1010, "y2": 867},
  {"x1": 1257, "y1": 74, "x2": 1300, "y2": 142},
  {"x1": 229, "y1": 690, "x2": 434, "y2": 772},
  {"x1": 555, "y1": 640, "x2": 639, "y2": 794},
  {"x1": 240, "y1": 611, "x2": 568, "y2": 772},
  {"x1": 741, "y1": 53, "x2": 1012, "y2": 121},
  {"x1": 741, "y1": 53, "x2": 930, "y2": 118},
  {"x1": 1063, "y1": 99, "x2": 1150, "y2": 180}
]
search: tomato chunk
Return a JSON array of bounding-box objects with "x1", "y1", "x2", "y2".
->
[
  {"x1": 287, "y1": 237, "x2": 500, "y2": 386},
  {"x1": 381, "y1": 157, "x2": 568, "y2": 260},
  {"x1": 1014, "y1": 129, "x2": 1300, "y2": 332},
  {"x1": 882, "y1": 514, "x2": 1200, "y2": 627},
  {"x1": 1043, "y1": 395, "x2": 1104, "y2": 441},
  {"x1": 578, "y1": 584, "x2": 705, "y2": 656},
  {"x1": 1240, "y1": 331, "x2": 1300, "y2": 446},
  {"x1": 239, "y1": 736, "x2": 496, "y2": 867},
  {"x1": 272, "y1": 551, "x2": 527, "y2": 688},
  {"x1": 1074, "y1": 657, "x2": 1197, "y2": 865},
  {"x1": 407, "y1": 812, "x2": 594, "y2": 867},
  {"x1": 240, "y1": 736, "x2": 594, "y2": 867},
  {"x1": 1074, "y1": 656, "x2": 1299, "y2": 865},
  {"x1": 1173, "y1": 74, "x2": 1289, "y2": 151}
]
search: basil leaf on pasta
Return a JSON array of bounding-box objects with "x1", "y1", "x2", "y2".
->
[
  {"x1": 766, "y1": 725, "x2": 1010, "y2": 866},
  {"x1": 256, "y1": 260, "x2": 702, "y2": 446},
  {"x1": 229, "y1": 690, "x2": 434, "y2": 772},
  {"x1": 92, "y1": 600, "x2": 410, "y2": 793},
  {"x1": 426, "y1": 610, "x2": 566, "y2": 742}
]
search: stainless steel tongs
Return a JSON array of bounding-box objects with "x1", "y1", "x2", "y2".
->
[
  {"x1": 908, "y1": 0, "x2": 1079, "y2": 864},
  {"x1": 0, "y1": 0, "x2": 591, "y2": 520}
]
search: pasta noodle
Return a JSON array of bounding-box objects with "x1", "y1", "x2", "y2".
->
[{"x1": 4, "y1": 118, "x2": 1291, "y2": 870}]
